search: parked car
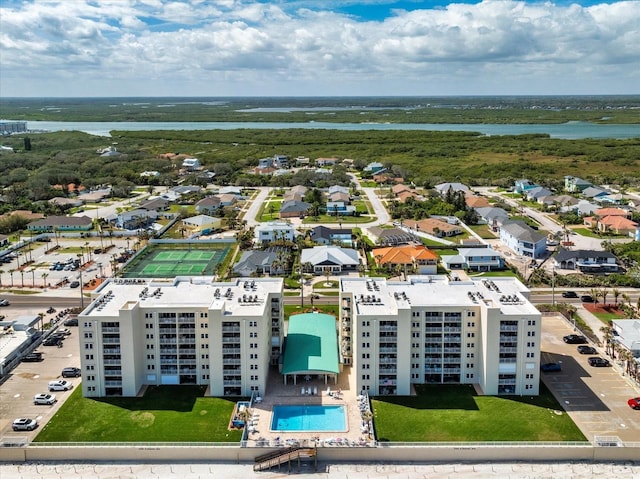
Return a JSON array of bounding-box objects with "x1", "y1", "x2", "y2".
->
[
  {"x1": 561, "y1": 291, "x2": 578, "y2": 298},
  {"x1": 69, "y1": 281, "x2": 80, "y2": 288},
  {"x1": 588, "y1": 357, "x2": 611, "y2": 367},
  {"x1": 22, "y1": 352, "x2": 44, "y2": 362},
  {"x1": 46, "y1": 306, "x2": 56, "y2": 314},
  {"x1": 0, "y1": 298, "x2": 10, "y2": 306},
  {"x1": 48, "y1": 380, "x2": 73, "y2": 391},
  {"x1": 61, "y1": 367, "x2": 81, "y2": 378},
  {"x1": 628, "y1": 397, "x2": 640, "y2": 410},
  {"x1": 33, "y1": 393, "x2": 57, "y2": 405},
  {"x1": 563, "y1": 334, "x2": 588, "y2": 344},
  {"x1": 12, "y1": 418, "x2": 38, "y2": 431},
  {"x1": 56, "y1": 328, "x2": 72, "y2": 336},
  {"x1": 540, "y1": 362, "x2": 562, "y2": 372},
  {"x1": 577, "y1": 345, "x2": 597, "y2": 355},
  {"x1": 580, "y1": 295, "x2": 594, "y2": 303},
  {"x1": 43, "y1": 337, "x2": 63, "y2": 347},
  {"x1": 50, "y1": 332, "x2": 67, "y2": 341},
  {"x1": 63, "y1": 318, "x2": 78, "y2": 327}
]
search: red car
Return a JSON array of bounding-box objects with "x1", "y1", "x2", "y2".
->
[{"x1": 628, "y1": 397, "x2": 640, "y2": 410}]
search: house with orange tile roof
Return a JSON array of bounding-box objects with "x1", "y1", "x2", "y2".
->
[
  {"x1": 372, "y1": 244, "x2": 438, "y2": 275},
  {"x1": 465, "y1": 195, "x2": 490, "y2": 208},
  {"x1": 594, "y1": 207, "x2": 630, "y2": 218},
  {"x1": 593, "y1": 215, "x2": 638, "y2": 235}
]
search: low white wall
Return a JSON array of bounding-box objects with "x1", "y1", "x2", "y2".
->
[{"x1": 1, "y1": 444, "x2": 639, "y2": 464}]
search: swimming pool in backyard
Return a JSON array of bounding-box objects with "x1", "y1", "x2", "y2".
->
[{"x1": 271, "y1": 405, "x2": 347, "y2": 432}]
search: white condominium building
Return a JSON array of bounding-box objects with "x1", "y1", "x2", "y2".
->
[
  {"x1": 339, "y1": 276, "x2": 541, "y2": 396},
  {"x1": 78, "y1": 277, "x2": 283, "y2": 397}
]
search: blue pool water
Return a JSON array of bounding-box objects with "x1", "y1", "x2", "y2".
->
[{"x1": 271, "y1": 405, "x2": 347, "y2": 432}]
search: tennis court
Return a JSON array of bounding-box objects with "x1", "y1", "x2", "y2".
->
[{"x1": 122, "y1": 244, "x2": 231, "y2": 278}]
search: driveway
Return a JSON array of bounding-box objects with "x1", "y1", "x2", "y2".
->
[{"x1": 541, "y1": 314, "x2": 640, "y2": 443}]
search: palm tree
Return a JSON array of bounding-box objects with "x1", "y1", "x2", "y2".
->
[
  {"x1": 599, "y1": 325, "x2": 614, "y2": 356},
  {"x1": 591, "y1": 288, "x2": 601, "y2": 304},
  {"x1": 601, "y1": 288, "x2": 608, "y2": 307},
  {"x1": 0, "y1": 269, "x2": 3, "y2": 287},
  {"x1": 29, "y1": 268, "x2": 36, "y2": 287},
  {"x1": 612, "y1": 288, "x2": 620, "y2": 307},
  {"x1": 9, "y1": 269, "x2": 15, "y2": 287},
  {"x1": 41, "y1": 272, "x2": 49, "y2": 288},
  {"x1": 20, "y1": 270, "x2": 24, "y2": 288}
]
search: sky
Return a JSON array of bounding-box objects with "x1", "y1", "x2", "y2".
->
[{"x1": 0, "y1": 0, "x2": 639, "y2": 97}]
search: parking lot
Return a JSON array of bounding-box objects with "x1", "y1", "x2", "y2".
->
[
  {"x1": 0, "y1": 321, "x2": 81, "y2": 442},
  {"x1": 541, "y1": 314, "x2": 640, "y2": 443}
]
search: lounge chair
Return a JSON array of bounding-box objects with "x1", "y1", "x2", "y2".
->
[
  {"x1": 301, "y1": 387, "x2": 306, "y2": 395},
  {"x1": 313, "y1": 386, "x2": 318, "y2": 395},
  {"x1": 307, "y1": 387, "x2": 311, "y2": 395}
]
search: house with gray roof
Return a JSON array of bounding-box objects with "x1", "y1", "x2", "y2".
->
[
  {"x1": 27, "y1": 215, "x2": 93, "y2": 232},
  {"x1": 279, "y1": 200, "x2": 311, "y2": 219},
  {"x1": 140, "y1": 197, "x2": 169, "y2": 212},
  {"x1": 111, "y1": 209, "x2": 158, "y2": 230},
  {"x1": 475, "y1": 206, "x2": 510, "y2": 231},
  {"x1": 582, "y1": 186, "x2": 609, "y2": 200},
  {"x1": 525, "y1": 186, "x2": 553, "y2": 203},
  {"x1": 499, "y1": 220, "x2": 547, "y2": 259},
  {"x1": 564, "y1": 176, "x2": 593, "y2": 193},
  {"x1": 441, "y1": 246, "x2": 505, "y2": 272},
  {"x1": 232, "y1": 248, "x2": 287, "y2": 277},
  {"x1": 434, "y1": 182, "x2": 470, "y2": 197},
  {"x1": 195, "y1": 196, "x2": 222, "y2": 215},
  {"x1": 553, "y1": 249, "x2": 619, "y2": 273},
  {"x1": 300, "y1": 245, "x2": 359, "y2": 274},
  {"x1": 310, "y1": 226, "x2": 353, "y2": 246}
]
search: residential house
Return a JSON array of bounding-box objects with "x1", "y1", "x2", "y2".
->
[
  {"x1": 587, "y1": 215, "x2": 638, "y2": 235},
  {"x1": 195, "y1": 196, "x2": 222, "y2": 215},
  {"x1": 232, "y1": 248, "x2": 289, "y2": 277},
  {"x1": 329, "y1": 191, "x2": 351, "y2": 204},
  {"x1": 564, "y1": 176, "x2": 593, "y2": 193},
  {"x1": 441, "y1": 246, "x2": 505, "y2": 272},
  {"x1": 315, "y1": 157, "x2": 338, "y2": 167},
  {"x1": 403, "y1": 218, "x2": 463, "y2": 237},
  {"x1": 328, "y1": 185, "x2": 350, "y2": 195},
  {"x1": 0, "y1": 210, "x2": 44, "y2": 223},
  {"x1": 27, "y1": 215, "x2": 93, "y2": 232},
  {"x1": 540, "y1": 195, "x2": 579, "y2": 210},
  {"x1": 217, "y1": 193, "x2": 239, "y2": 207},
  {"x1": 611, "y1": 320, "x2": 640, "y2": 359},
  {"x1": 475, "y1": 206, "x2": 510, "y2": 231},
  {"x1": 434, "y1": 182, "x2": 470, "y2": 197},
  {"x1": 279, "y1": 200, "x2": 311, "y2": 219},
  {"x1": 182, "y1": 158, "x2": 201, "y2": 170},
  {"x1": 525, "y1": 186, "x2": 553, "y2": 203},
  {"x1": 392, "y1": 184, "x2": 411, "y2": 196},
  {"x1": 110, "y1": 209, "x2": 158, "y2": 231},
  {"x1": 562, "y1": 200, "x2": 599, "y2": 216},
  {"x1": 300, "y1": 245, "x2": 359, "y2": 274},
  {"x1": 139, "y1": 198, "x2": 170, "y2": 212},
  {"x1": 171, "y1": 185, "x2": 203, "y2": 197},
  {"x1": 326, "y1": 201, "x2": 356, "y2": 216},
  {"x1": 295, "y1": 156, "x2": 310, "y2": 167},
  {"x1": 373, "y1": 172, "x2": 403, "y2": 184},
  {"x1": 140, "y1": 170, "x2": 160, "y2": 178},
  {"x1": 371, "y1": 244, "x2": 438, "y2": 275},
  {"x1": 310, "y1": 226, "x2": 353, "y2": 246},
  {"x1": 219, "y1": 186, "x2": 243, "y2": 195},
  {"x1": 48, "y1": 197, "x2": 83, "y2": 208},
  {"x1": 499, "y1": 220, "x2": 547, "y2": 259},
  {"x1": 273, "y1": 155, "x2": 289, "y2": 168},
  {"x1": 397, "y1": 190, "x2": 423, "y2": 203},
  {"x1": 582, "y1": 186, "x2": 610, "y2": 201},
  {"x1": 514, "y1": 179, "x2": 537, "y2": 194},
  {"x1": 181, "y1": 215, "x2": 222, "y2": 235},
  {"x1": 363, "y1": 162, "x2": 386, "y2": 174},
  {"x1": 553, "y1": 249, "x2": 619, "y2": 273},
  {"x1": 284, "y1": 185, "x2": 308, "y2": 203},
  {"x1": 465, "y1": 195, "x2": 491, "y2": 209},
  {"x1": 367, "y1": 227, "x2": 416, "y2": 246},
  {"x1": 254, "y1": 221, "x2": 296, "y2": 244}
]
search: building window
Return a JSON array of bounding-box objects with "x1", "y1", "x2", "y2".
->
[
  {"x1": 84, "y1": 332, "x2": 93, "y2": 339},
  {"x1": 467, "y1": 332, "x2": 475, "y2": 338},
  {"x1": 466, "y1": 373, "x2": 474, "y2": 379},
  {"x1": 412, "y1": 332, "x2": 420, "y2": 338},
  {"x1": 146, "y1": 354, "x2": 154, "y2": 360},
  {"x1": 528, "y1": 331, "x2": 536, "y2": 337},
  {"x1": 526, "y1": 352, "x2": 535, "y2": 358},
  {"x1": 467, "y1": 311, "x2": 476, "y2": 317},
  {"x1": 466, "y1": 352, "x2": 475, "y2": 358},
  {"x1": 146, "y1": 344, "x2": 154, "y2": 349},
  {"x1": 527, "y1": 342, "x2": 535, "y2": 348},
  {"x1": 147, "y1": 364, "x2": 155, "y2": 370},
  {"x1": 362, "y1": 363, "x2": 370, "y2": 369},
  {"x1": 362, "y1": 331, "x2": 370, "y2": 337},
  {"x1": 467, "y1": 342, "x2": 475, "y2": 348},
  {"x1": 201, "y1": 343, "x2": 209, "y2": 349},
  {"x1": 362, "y1": 342, "x2": 370, "y2": 348},
  {"x1": 201, "y1": 354, "x2": 209, "y2": 359},
  {"x1": 361, "y1": 374, "x2": 370, "y2": 380},
  {"x1": 362, "y1": 353, "x2": 370, "y2": 359},
  {"x1": 528, "y1": 320, "x2": 536, "y2": 326},
  {"x1": 467, "y1": 322, "x2": 475, "y2": 328},
  {"x1": 362, "y1": 320, "x2": 370, "y2": 327},
  {"x1": 146, "y1": 334, "x2": 154, "y2": 339},
  {"x1": 85, "y1": 343, "x2": 93, "y2": 350},
  {"x1": 85, "y1": 365, "x2": 94, "y2": 370},
  {"x1": 201, "y1": 333, "x2": 208, "y2": 339},
  {"x1": 85, "y1": 354, "x2": 94, "y2": 360},
  {"x1": 202, "y1": 374, "x2": 209, "y2": 380}
]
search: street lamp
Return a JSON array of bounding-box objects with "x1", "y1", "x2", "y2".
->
[
  {"x1": 551, "y1": 266, "x2": 556, "y2": 307},
  {"x1": 79, "y1": 269, "x2": 84, "y2": 309}
]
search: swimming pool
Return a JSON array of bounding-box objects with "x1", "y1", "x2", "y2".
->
[{"x1": 271, "y1": 405, "x2": 347, "y2": 432}]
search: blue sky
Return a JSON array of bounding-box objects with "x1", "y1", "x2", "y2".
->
[{"x1": 0, "y1": 1, "x2": 638, "y2": 97}]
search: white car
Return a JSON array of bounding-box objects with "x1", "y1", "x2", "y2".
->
[
  {"x1": 12, "y1": 418, "x2": 38, "y2": 431},
  {"x1": 48, "y1": 380, "x2": 73, "y2": 391},
  {"x1": 34, "y1": 393, "x2": 57, "y2": 405}
]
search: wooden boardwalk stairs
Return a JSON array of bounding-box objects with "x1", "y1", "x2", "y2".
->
[{"x1": 253, "y1": 445, "x2": 317, "y2": 472}]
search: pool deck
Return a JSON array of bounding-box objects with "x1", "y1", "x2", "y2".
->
[{"x1": 245, "y1": 365, "x2": 374, "y2": 448}]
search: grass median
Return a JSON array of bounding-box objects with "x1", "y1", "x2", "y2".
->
[
  {"x1": 34, "y1": 385, "x2": 243, "y2": 442},
  {"x1": 372, "y1": 383, "x2": 585, "y2": 442}
]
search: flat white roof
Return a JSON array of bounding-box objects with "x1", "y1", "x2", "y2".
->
[
  {"x1": 341, "y1": 275, "x2": 538, "y2": 316},
  {"x1": 82, "y1": 277, "x2": 283, "y2": 318}
]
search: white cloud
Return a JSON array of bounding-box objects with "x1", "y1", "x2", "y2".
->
[{"x1": 0, "y1": 0, "x2": 638, "y2": 96}]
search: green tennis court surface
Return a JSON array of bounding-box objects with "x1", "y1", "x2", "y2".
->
[{"x1": 122, "y1": 245, "x2": 231, "y2": 278}]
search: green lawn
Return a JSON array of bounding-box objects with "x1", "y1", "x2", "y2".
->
[
  {"x1": 469, "y1": 270, "x2": 518, "y2": 278},
  {"x1": 372, "y1": 384, "x2": 585, "y2": 442},
  {"x1": 571, "y1": 228, "x2": 627, "y2": 239},
  {"x1": 35, "y1": 386, "x2": 243, "y2": 443}
]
